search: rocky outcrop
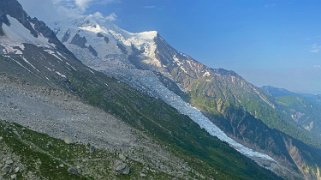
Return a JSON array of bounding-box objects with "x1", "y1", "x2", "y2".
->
[
  {"x1": 114, "y1": 160, "x2": 130, "y2": 175},
  {"x1": 71, "y1": 34, "x2": 87, "y2": 48},
  {"x1": 285, "y1": 138, "x2": 321, "y2": 180}
]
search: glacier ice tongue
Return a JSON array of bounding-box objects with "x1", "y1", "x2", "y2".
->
[
  {"x1": 104, "y1": 68, "x2": 276, "y2": 163},
  {"x1": 53, "y1": 15, "x2": 279, "y2": 168}
]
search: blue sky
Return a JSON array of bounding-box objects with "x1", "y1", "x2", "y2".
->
[{"x1": 19, "y1": 0, "x2": 321, "y2": 94}]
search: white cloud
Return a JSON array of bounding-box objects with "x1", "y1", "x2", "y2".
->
[
  {"x1": 74, "y1": 0, "x2": 119, "y2": 11},
  {"x1": 91, "y1": 12, "x2": 117, "y2": 22},
  {"x1": 105, "y1": 12, "x2": 117, "y2": 21},
  {"x1": 310, "y1": 43, "x2": 321, "y2": 53},
  {"x1": 54, "y1": 0, "x2": 119, "y2": 11},
  {"x1": 75, "y1": 0, "x2": 93, "y2": 10},
  {"x1": 18, "y1": 0, "x2": 119, "y2": 23}
]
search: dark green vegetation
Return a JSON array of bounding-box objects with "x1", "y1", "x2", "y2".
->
[
  {"x1": 178, "y1": 71, "x2": 321, "y2": 149},
  {"x1": 205, "y1": 106, "x2": 321, "y2": 178},
  {"x1": 149, "y1": 34, "x2": 321, "y2": 150},
  {"x1": 0, "y1": 119, "x2": 172, "y2": 179},
  {"x1": 0, "y1": 46, "x2": 279, "y2": 179},
  {"x1": 131, "y1": 35, "x2": 321, "y2": 178},
  {"x1": 184, "y1": 77, "x2": 321, "y2": 178},
  {"x1": 66, "y1": 62, "x2": 281, "y2": 180},
  {"x1": 0, "y1": 0, "x2": 278, "y2": 179},
  {"x1": 189, "y1": 83, "x2": 321, "y2": 148},
  {"x1": 263, "y1": 86, "x2": 321, "y2": 138}
]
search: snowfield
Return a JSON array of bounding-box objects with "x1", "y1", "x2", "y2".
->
[{"x1": 0, "y1": 15, "x2": 55, "y2": 55}]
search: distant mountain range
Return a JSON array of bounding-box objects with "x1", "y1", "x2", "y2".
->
[
  {"x1": 0, "y1": 0, "x2": 321, "y2": 179},
  {"x1": 263, "y1": 86, "x2": 321, "y2": 138}
]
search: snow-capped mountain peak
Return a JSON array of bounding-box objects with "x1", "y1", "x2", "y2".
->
[
  {"x1": 53, "y1": 14, "x2": 162, "y2": 69},
  {"x1": 53, "y1": 15, "x2": 282, "y2": 170}
]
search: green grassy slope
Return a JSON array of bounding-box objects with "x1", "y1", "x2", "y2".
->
[
  {"x1": 65, "y1": 68, "x2": 281, "y2": 180},
  {"x1": 0, "y1": 119, "x2": 173, "y2": 179},
  {"x1": 0, "y1": 48, "x2": 280, "y2": 179}
]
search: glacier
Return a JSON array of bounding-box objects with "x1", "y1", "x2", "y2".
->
[
  {"x1": 104, "y1": 67, "x2": 277, "y2": 163},
  {"x1": 53, "y1": 15, "x2": 281, "y2": 168}
]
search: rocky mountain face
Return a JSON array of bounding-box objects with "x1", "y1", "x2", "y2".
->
[
  {"x1": 0, "y1": 0, "x2": 69, "y2": 53},
  {"x1": 54, "y1": 14, "x2": 312, "y2": 146},
  {"x1": 53, "y1": 13, "x2": 280, "y2": 164},
  {"x1": 263, "y1": 86, "x2": 321, "y2": 138},
  {"x1": 0, "y1": 0, "x2": 283, "y2": 179},
  {"x1": 53, "y1": 14, "x2": 321, "y2": 179}
]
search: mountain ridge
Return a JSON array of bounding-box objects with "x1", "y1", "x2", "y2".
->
[
  {"x1": 263, "y1": 86, "x2": 321, "y2": 138},
  {"x1": 0, "y1": 0, "x2": 283, "y2": 179},
  {"x1": 53, "y1": 13, "x2": 281, "y2": 162},
  {"x1": 53, "y1": 13, "x2": 321, "y2": 179}
]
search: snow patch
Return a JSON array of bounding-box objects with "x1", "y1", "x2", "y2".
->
[
  {"x1": 44, "y1": 49, "x2": 64, "y2": 61},
  {"x1": 55, "y1": 71, "x2": 67, "y2": 78},
  {"x1": 0, "y1": 15, "x2": 54, "y2": 49},
  {"x1": 1, "y1": 45, "x2": 23, "y2": 55},
  {"x1": 79, "y1": 24, "x2": 106, "y2": 34},
  {"x1": 65, "y1": 62, "x2": 77, "y2": 71},
  {"x1": 173, "y1": 55, "x2": 182, "y2": 66},
  {"x1": 187, "y1": 60, "x2": 193, "y2": 68},
  {"x1": 304, "y1": 121, "x2": 314, "y2": 131},
  {"x1": 45, "y1": 66, "x2": 53, "y2": 72},
  {"x1": 173, "y1": 55, "x2": 188, "y2": 73},
  {"x1": 135, "y1": 31, "x2": 158, "y2": 40},
  {"x1": 88, "y1": 69, "x2": 95, "y2": 74},
  {"x1": 22, "y1": 57, "x2": 40, "y2": 72},
  {"x1": 231, "y1": 76, "x2": 236, "y2": 83},
  {"x1": 8, "y1": 57, "x2": 31, "y2": 73},
  {"x1": 203, "y1": 71, "x2": 211, "y2": 77}
]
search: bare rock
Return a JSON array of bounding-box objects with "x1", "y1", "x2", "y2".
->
[
  {"x1": 140, "y1": 172, "x2": 147, "y2": 177},
  {"x1": 64, "y1": 137, "x2": 72, "y2": 144},
  {"x1": 5, "y1": 159, "x2": 13, "y2": 165},
  {"x1": 114, "y1": 161, "x2": 130, "y2": 175},
  {"x1": 1, "y1": 164, "x2": 12, "y2": 174},
  {"x1": 118, "y1": 153, "x2": 126, "y2": 161},
  {"x1": 14, "y1": 166, "x2": 19, "y2": 173},
  {"x1": 68, "y1": 167, "x2": 81, "y2": 176},
  {"x1": 88, "y1": 144, "x2": 96, "y2": 154},
  {"x1": 10, "y1": 174, "x2": 17, "y2": 180}
]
